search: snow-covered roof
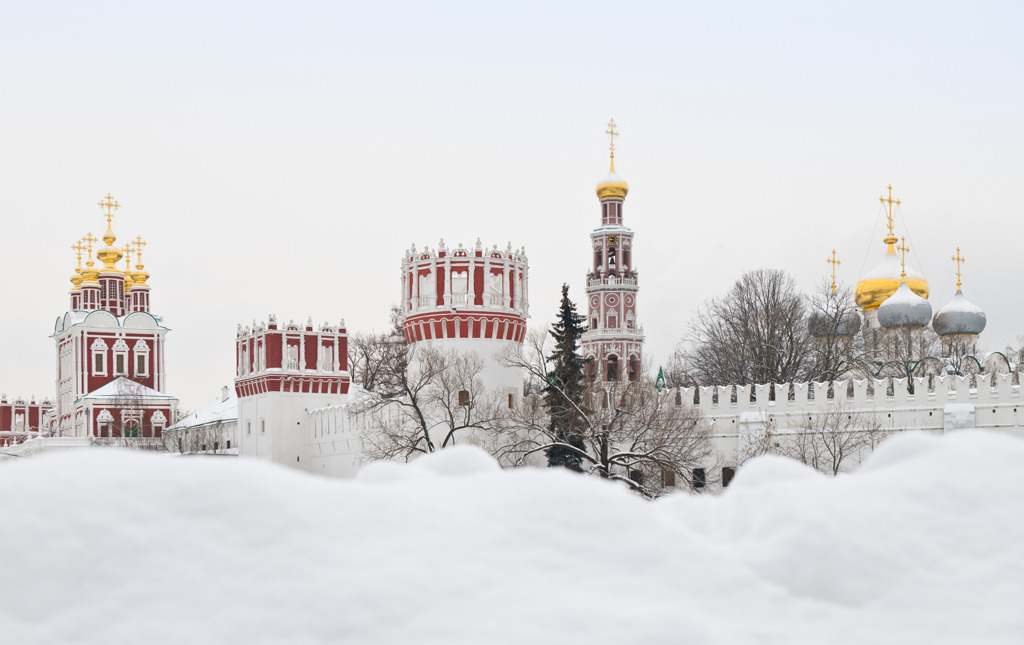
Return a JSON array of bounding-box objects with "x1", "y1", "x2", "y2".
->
[
  {"x1": 878, "y1": 281, "x2": 933, "y2": 329},
  {"x1": 81, "y1": 377, "x2": 177, "y2": 401},
  {"x1": 168, "y1": 394, "x2": 237, "y2": 431},
  {"x1": 933, "y1": 289, "x2": 987, "y2": 337},
  {"x1": 596, "y1": 168, "x2": 627, "y2": 188},
  {"x1": 861, "y1": 245, "x2": 925, "y2": 282}
]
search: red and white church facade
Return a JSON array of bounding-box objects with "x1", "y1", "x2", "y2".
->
[
  {"x1": 51, "y1": 195, "x2": 177, "y2": 440},
  {"x1": 0, "y1": 194, "x2": 177, "y2": 455}
]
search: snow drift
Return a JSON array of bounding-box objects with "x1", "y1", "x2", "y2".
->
[{"x1": 0, "y1": 431, "x2": 1021, "y2": 644}]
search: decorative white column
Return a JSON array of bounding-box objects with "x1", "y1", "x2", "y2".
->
[
  {"x1": 502, "y1": 263, "x2": 510, "y2": 308},
  {"x1": 443, "y1": 256, "x2": 451, "y2": 309},
  {"x1": 429, "y1": 256, "x2": 438, "y2": 308},
  {"x1": 483, "y1": 255, "x2": 492, "y2": 307}
]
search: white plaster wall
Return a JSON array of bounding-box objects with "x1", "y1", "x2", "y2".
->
[
  {"x1": 308, "y1": 404, "x2": 366, "y2": 478},
  {"x1": 417, "y1": 338, "x2": 524, "y2": 403},
  {"x1": 238, "y1": 390, "x2": 345, "y2": 471}
]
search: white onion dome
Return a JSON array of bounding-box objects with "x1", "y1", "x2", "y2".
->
[
  {"x1": 596, "y1": 168, "x2": 629, "y2": 200},
  {"x1": 932, "y1": 290, "x2": 987, "y2": 337},
  {"x1": 877, "y1": 281, "x2": 933, "y2": 329}
]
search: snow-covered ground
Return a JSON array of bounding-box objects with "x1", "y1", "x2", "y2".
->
[{"x1": 1, "y1": 431, "x2": 1021, "y2": 644}]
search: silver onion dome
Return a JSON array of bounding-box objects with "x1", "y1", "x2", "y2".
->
[
  {"x1": 932, "y1": 289, "x2": 987, "y2": 337},
  {"x1": 809, "y1": 309, "x2": 862, "y2": 339},
  {"x1": 878, "y1": 281, "x2": 933, "y2": 329}
]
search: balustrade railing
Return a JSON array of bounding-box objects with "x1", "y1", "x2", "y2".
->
[
  {"x1": 588, "y1": 277, "x2": 638, "y2": 288},
  {"x1": 406, "y1": 293, "x2": 527, "y2": 314}
]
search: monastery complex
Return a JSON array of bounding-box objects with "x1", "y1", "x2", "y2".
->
[{"x1": 2, "y1": 122, "x2": 1022, "y2": 490}]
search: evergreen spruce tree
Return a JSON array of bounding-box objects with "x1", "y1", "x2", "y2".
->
[{"x1": 544, "y1": 284, "x2": 589, "y2": 470}]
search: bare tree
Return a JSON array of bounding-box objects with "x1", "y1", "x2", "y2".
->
[
  {"x1": 495, "y1": 332, "x2": 715, "y2": 498},
  {"x1": 943, "y1": 335, "x2": 984, "y2": 377},
  {"x1": 662, "y1": 347, "x2": 695, "y2": 389},
  {"x1": 875, "y1": 325, "x2": 942, "y2": 390},
  {"x1": 740, "y1": 404, "x2": 892, "y2": 476},
  {"x1": 357, "y1": 344, "x2": 507, "y2": 461},
  {"x1": 681, "y1": 269, "x2": 812, "y2": 387},
  {"x1": 806, "y1": 282, "x2": 869, "y2": 382},
  {"x1": 348, "y1": 305, "x2": 406, "y2": 393},
  {"x1": 99, "y1": 379, "x2": 150, "y2": 449}
]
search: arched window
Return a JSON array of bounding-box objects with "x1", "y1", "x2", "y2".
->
[
  {"x1": 628, "y1": 355, "x2": 640, "y2": 382},
  {"x1": 607, "y1": 355, "x2": 620, "y2": 381},
  {"x1": 97, "y1": 409, "x2": 114, "y2": 438},
  {"x1": 91, "y1": 338, "x2": 109, "y2": 376},
  {"x1": 112, "y1": 339, "x2": 130, "y2": 377}
]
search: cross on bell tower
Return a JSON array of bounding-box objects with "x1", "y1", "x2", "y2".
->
[{"x1": 605, "y1": 118, "x2": 619, "y2": 170}]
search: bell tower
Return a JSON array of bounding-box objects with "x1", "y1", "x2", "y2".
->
[{"x1": 581, "y1": 120, "x2": 644, "y2": 383}]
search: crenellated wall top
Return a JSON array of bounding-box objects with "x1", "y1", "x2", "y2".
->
[{"x1": 669, "y1": 369, "x2": 1022, "y2": 416}]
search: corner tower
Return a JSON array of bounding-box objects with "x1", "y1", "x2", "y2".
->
[
  {"x1": 401, "y1": 239, "x2": 529, "y2": 399},
  {"x1": 581, "y1": 120, "x2": 644, "y2": 383}
]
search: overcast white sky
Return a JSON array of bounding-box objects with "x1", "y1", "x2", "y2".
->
[{"x1": 2, "y1": 1, "x2": 1022, "y2": 411}]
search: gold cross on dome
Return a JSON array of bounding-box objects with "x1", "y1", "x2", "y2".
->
[
  {"x1": 132, "y1": 235, "x2": 147, "y2": 264},
  {"x1": 123, "y1": 243, "x2": 135, "y2": 271},
  {"x1": 827, "y1": 249, "x2": 841, "y2": 294},
  {"x1": 82, "y1": 233, "x2": 98, "y2": 259},
  {"x1": 71, "y1": 240, "x2": 86, "y2": 268},
  {"x1": 98, "y1": 193, "x2": 120, "y2": 231},
  {"x1": 952, "y1": 247, "x2": 966, "y2": 290},
  {"x1": 897, "y1": 236, "x2": 910, "y2": 279},
  {"x1": 605, "y1": 118, "x2": 619, "y2": 170},
  {"x1": 879, "y1": 184, "x2": 901, "y2": 237}
]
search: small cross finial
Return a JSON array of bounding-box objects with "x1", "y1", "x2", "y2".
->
[
  {"x1": 71, "y1": 240, "x2": 86, "y2": 268},
  {"x1": 81, "y1": 233, "x2": 98, "y2": 259},
  {"x1": 123, "y1": 243, "x2": 135, "y2": 271},
  {"x1": 605, "y1": 118, "x2": 619, "y2": 171},
  {"x1": 132, "y1": 236, "x2": 147, "y2": 265},
  {"x1": 897, "y1": 236, "x2": 910, "y2": 280},
  {"x1": 952, "y1": 247, "x2": 966, "y2": 291},
  {"x1": 97, "y1": 193, "x2": 120, "y2": 232},
  {"x1": 827, "y1": 249, "x2": 841, "y2": 295},
  {"x1": 879, "y1": 184, "x2": 901, "y2": 239}
]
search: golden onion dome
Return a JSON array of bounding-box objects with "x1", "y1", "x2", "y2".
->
[
  {"x1": 855, "y1": 236, "x2": 929, "y2": 310},
  {"x1": 596, "y1": 164, "x2": 629, "y2": 200},
  {"x1": 80, "y1": 261, "x2": 100, "y2": 285},
  {"x1": 96, "y1": 234, "x2": 123, "y2": 271},
  {"x1": 70, "y1": 269, "x2": 84, "y2": 291},
  {"x1": 131, "y1": 263, "x2": 150, "y2": 287}
]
